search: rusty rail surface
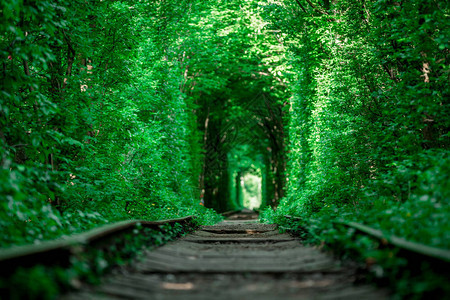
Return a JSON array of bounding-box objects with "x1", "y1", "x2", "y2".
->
[
  {"x1": 0, "y1": 215, "x2": 195, "y2": 274},
  {"x1": 284, "y1": 215, "x2": 450, "y2": 264}
]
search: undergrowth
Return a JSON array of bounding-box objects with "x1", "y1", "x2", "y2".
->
[
  {"x1": 0, "y1": 221, "x2": 199, "y2": 300},
  {"x1": 261, "y1": 206, "x2": 450, "y2": 299}
]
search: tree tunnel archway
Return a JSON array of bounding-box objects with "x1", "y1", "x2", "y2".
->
[
  {"x1": 198, "y1": 92, "x2": 287, "y2": 212},
  {"x1": 179, "y1": 0, "x2": 290, "y2": 212}
]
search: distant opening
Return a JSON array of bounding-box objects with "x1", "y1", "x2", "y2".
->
[
  {"x1": 241, "y1": 172, "x2": 262, "y2": 210},
  {"x1": 200, "y1": 93, "x2": 287, "y2": 212},
  {"x1": 228, "y1": 145, "x2": 264, "y2": 211}
]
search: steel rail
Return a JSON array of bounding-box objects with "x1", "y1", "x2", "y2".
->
[
  {"x1": 221, "y1": 209, "x2": 245, "y2": 217},
  {"x1": 338, "y1": 221, "x2": 450, "y2": 263},
  {"x1": 0, "y1": 215, "x2": 195, "y2": 273},
  {"x1": 284, "y1": 215, "x2": 450, "y2": 263}
]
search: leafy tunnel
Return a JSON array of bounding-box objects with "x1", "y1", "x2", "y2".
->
[
  {"x1": 2, "y1": 0, "x2": 449, "y2": 296},
  {"x1": 183, "y1": 2, "x2": 289, "y2": 212},
  {"x1": 199, "y1": 92, "x2": 287, "y2": 212},
  {"x1": 1, "y1": 0, "x2": 448, "y2": 275}
]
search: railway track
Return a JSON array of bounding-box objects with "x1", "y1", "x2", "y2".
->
[
  {"x1": 283, "y1": 215, "x2": 450, "y2": 298},
  {"x1": 3, "y1": 210, "x2": 447, "y2": 299},
  {"x1": 61, "y1": 210, "x2": 387, "y2": 299},
  {"x1": 284, "y1": 215, "x2": 450, "y2": 263},
  {"x1": 0, "y1": 216, "x2": 196, "y2": 299}
]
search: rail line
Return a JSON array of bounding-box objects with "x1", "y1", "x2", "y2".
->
[
  {"x1": 0, "y1": 215, "x2": 195, "y2": 276},
  {"x1": 3, "y1": 212, "x2": 447, "y2": 299},
  {"x1": 58, "y1": 210, "x2": 389, "y2": 299},
  {"x1": 284, "y1": 215, "x2": 450, "y2": 266}
]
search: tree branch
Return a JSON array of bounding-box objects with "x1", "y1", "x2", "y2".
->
[
  {"x1": 294, "y1": 0, "x2": 308, "y2": 14},
  {"x1": 304, "y1": 0, "x2": 329, "y2": 15},
  {"x1": 22, "y1": 59, "x2": 39, "y2": 112},
  {"x1": 62, "y1": 30, "x2": 76, "y2": 91}
]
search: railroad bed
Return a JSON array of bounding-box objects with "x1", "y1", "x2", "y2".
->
[{"x1": 63, "y1": 215, "x2": 388, "y2": 299}]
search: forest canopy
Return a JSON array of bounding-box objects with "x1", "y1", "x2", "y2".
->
[{"x1": 1, "y1": 0, "x2": 449, "y2": 251}]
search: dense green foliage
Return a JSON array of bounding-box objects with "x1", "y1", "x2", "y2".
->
[
  {"x1": 0, "y1": 0, "x2": 221, "y2": 247},
  {"x1": 0, "y1": 0, "x2": 291, "y2": 248},
  {"x1": 260, "y1": 0, "x2": 449, "y2": 297},
  {"x1": 263, "y1": 0, "x2": 449, "y2": 247},
  {"x1": 179, "y1": 0, "x2": 289, "y2": 211},
  {"x1": 1, "y1": 2, "x2": 449, "y2": 296}
]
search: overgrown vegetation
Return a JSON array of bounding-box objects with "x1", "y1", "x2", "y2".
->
[
  {"x1": 265, "y1": 213, "x2": 450, "y2": 298},
  {"x1": 260, "y1": 0, "x2": 449, "y2": 298},
  {"x1": 1, "y1": 0, "x2": 448, "y2": 297},
  {"x1": 1, "y1": 221, "x2": 197, "y2": 300},
  {"x1": 262, "y1": 0, "x2": 449, "y2": 247},
  {"x1": 0, "y1": 0, "x2": 222, "y2": 248}
]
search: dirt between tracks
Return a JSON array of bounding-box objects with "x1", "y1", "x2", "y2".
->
[{"x1": 62, "y1": 219, "x2": 388, "y2": 300}]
